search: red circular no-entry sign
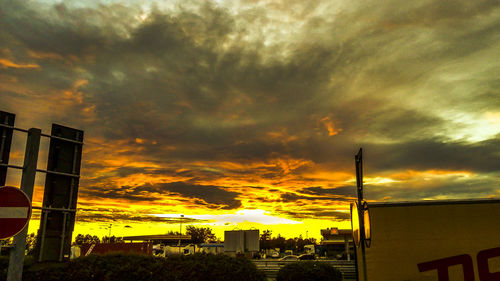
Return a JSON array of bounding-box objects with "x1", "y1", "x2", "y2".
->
[{"x1": 0, "y1": 186, "x2": 32, "y2": 240}]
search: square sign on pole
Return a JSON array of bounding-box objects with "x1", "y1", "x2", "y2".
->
[
  {"x1": 0, "y1": 111, "x2": 15, "y2": 186},
  {"x1": 37, "y1": 124, "x2": 83, "y2": 262},
  {"x1": 7, "y1": 128, "x2": 40, "y2": 281}
]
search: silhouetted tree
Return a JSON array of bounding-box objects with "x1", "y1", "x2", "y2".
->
[
  {"x1": 102, "y1": 235, "x2": 124, "y2": 243},
  {"x1": 74, "y1": 234, "x2": 100, "y2": 245},
  {"x1": 185, "y1": 226, "x2": 217, "y2": 244},
  {"x1": 259, "y1": 231, "x2": 317, "y2": 253},
  {"x1": 270, "y1": 234, "x2": 286, "y2": 251},
  {"x1": 259, "y1": 230, "x2": 272, "y2": 249},
  {"x1": 260, "y1": 230, "x2": 272, "y2": 240},
  {"x1": 25, "y1": 233, "x2": 37, "y2": 255}
]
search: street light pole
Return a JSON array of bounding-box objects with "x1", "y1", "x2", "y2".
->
[
  {"x1": 178, "y1": 215, "x2": 184, "y2": 254},
  {"x1": 355, "y1": 148, "x2": 367, "y2": 281}
]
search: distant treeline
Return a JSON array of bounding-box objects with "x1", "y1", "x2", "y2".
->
[
  {"x1": 0, "y1": 227, "x2": 319, "y2": 257},
  {"x1": 259, "y1": 230, "x2": 317, "y2": 252}
]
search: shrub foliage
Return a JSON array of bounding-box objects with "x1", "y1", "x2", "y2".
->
[
  {"x1": 0, "y1": 253, "x2": 265, "y2": 281},
  {"x1": 276, "y1": 261, "x2": 342, "y2": 281}
]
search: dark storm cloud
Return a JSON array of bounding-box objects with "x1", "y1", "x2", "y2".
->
[
  {"x1": 301, "y1": 186, "x2": 357, "y2": 198},
  {"x1": 0, "y1": 1, "x2": 132, "y2": 57},
  {"x1": 367, "y1": 136, "x2": 500, "y2": 173},
  {"x1": 81, "y1": 181, "x2": 242, "y2": 209},
  {"x1": 82, "y1": 185, "x2": 160, "y2": 202},
  {"x1": 1, "y1": 0, "x2": 500, "y2": 207},
  {"x1": 147, "y1": 182, "x2": 242, "y2": 210},
  {"x1": 75, "y1": 207, "x2": 208, "y2": 223},
  {"x1": 280, "y1": 192, "x2": 351, "y2": 203},
  {"x1": 364, "y1": 174, "x2": 500, "y2": 201},
  {"x1": 280, "y1": 209, "x2": 351, "y2": 221}
]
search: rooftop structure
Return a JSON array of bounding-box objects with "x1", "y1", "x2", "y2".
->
[
  {"x1": 320, "y1": 228, "x2": 353, "y2": 260},
  {"x1": 224, "y1": 229, "x2": 259, "y2": 257},
  {"x1": 122, "y1": 234, "x2": 191, "y2": 242}
]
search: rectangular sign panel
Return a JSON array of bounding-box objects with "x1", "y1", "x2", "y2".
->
[
  {"x1": 354, "y1": 199, "x2": 500, "y2": 281},
  {"x1": 0, "y1": 111, "x2": 15, "y2": 186},
  {"x1": 38, "y1": 124, "x2": 83, "y2": 262}
]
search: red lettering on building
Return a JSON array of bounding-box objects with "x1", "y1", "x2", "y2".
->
[
  {"x1": 477, "y1": 247, "x2": 500, "y2": 281},
  {"x1": 418, "y1": 254, "x2": 474, "y2": 281},
  {"x1": 417, "y1": 247, "x2": 500, "y2": 281}
]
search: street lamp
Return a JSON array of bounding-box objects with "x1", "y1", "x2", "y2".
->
[{"x1": 179, "y1": 215, "x2": 184, "y2": 254}]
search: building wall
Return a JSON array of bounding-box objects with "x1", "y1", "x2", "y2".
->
[
  {"x1": 224, "y1": 230, "x2": 245, "y2": 253},
  {"x1": 244, "y1": 230, "x2": 259, "y2": 252},
  {"x1": 224, "y1": 229, "x2": 259, "y2": 255}
]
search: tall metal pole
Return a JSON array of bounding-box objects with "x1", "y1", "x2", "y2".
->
[
  {"x1": 7, "y1": 128, "x2": 41, "y2": 281},
  {"x1": 355, "y1": 148, "x2": 367, "y2": 281},
  {"x1": 355, "y1": 148, "x2": 363, "y2": 208}
]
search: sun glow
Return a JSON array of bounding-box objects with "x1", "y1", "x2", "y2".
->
[{"x1": 152, "y1": 209, "x2": 303, "y2": 226}]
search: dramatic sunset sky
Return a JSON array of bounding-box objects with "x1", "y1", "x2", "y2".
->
[{"x1": 1, "y1": 0, "x2": 499, "y2": 240}]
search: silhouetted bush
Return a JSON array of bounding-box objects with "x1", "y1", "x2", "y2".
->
[
  {"x1": 276, "y1": 261, "x2": 342, "y2": 281},
  {"x1": 0, "y1": 255, "x2": 35, "y2": 281},
  {"x1": 0, "y1": 256, "x2": 8, "y2": 281},
  {"x1": 0, "y1": 253, "x2": 265, "y2": 281}
]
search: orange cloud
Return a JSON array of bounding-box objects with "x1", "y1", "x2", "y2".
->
[
  {"x1": 27, "y1": 50, "x2": 65, "y2": 61},
  {"x1": 27, "y1": 49, "x2": 94, "y2": 65},
  {"x1": 266, "y1": 129, "x2": 298, "y2": 143},
  {"x1": 59, "y1": 79, "x2": 88, "y2": 104},
  {"x1": 320, "y1": 116, "x2": 342, "y2": 136},
  {"x1": 0, "y1": 58, "x2": 40, "y2": 69},
  {"x1": 77, "y1": 137, "x2": 350, "y2": 220}
]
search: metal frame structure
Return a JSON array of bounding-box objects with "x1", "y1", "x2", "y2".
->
[
  {"x1": 0, "y1": 112, "x2": 15, "y2": 186},
  {"x1": 37, "y1": 124, "x2": 83, "y2": 262},
  {"x1": 0, "y1": 111, "x2": 83, "y2": 281}
]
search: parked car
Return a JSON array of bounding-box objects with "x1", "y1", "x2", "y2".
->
[
  {"x1": 279, "y1": 255, "x2": 299, "y2": 261},
  {"x1": 298, "y1": 254, "x2": 315, "y2": 260},
  {"x1": 271, "y1": 251, "x2": 280, "y2": 258}
]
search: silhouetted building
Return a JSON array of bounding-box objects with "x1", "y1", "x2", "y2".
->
[
  {"x1": 224, "y1": 229, "x2": 259, "y2": 257},
  {"x1": 320, "y1": 228, "x2": 353, "y2": 260}
]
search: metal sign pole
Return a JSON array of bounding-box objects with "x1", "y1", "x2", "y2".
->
[
  {"x1": 355, "y1": 148, "x2": 367, "y2": 281},
  {"x1": 7, "y1": 128, "x2": 41, "y2": 281},
  {"x1": 355, "y1": 148, "x2": 364, "y2": 207}
]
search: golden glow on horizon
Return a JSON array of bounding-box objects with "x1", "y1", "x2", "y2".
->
[
  {"x1": 350, "y1": 170, "x2": 474, "y2": 187},
  {"x1": 390, "y1": 169, "x2": 472, "y2": 179},
  {"x1": 153, "y1": 209, "x2": 302, "y2": 225},
  {"x1": 363, "y1": 177, "x2": 399, "y2": 185}
]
